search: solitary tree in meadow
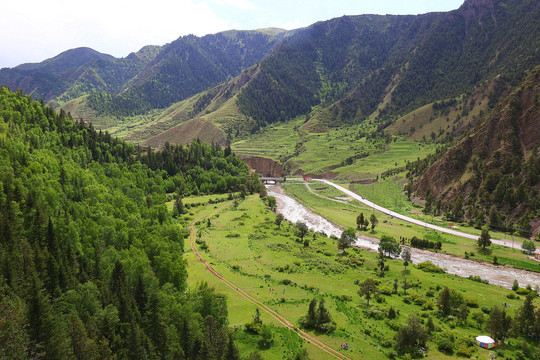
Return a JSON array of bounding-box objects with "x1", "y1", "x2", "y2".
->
[
  {"x1": 477, "y1": 226, "x2": 491, "y2": 250},
  {"x1": 338, "y1": 228, "x2": 356, "y2": 253},
  {"x1": 275, "y1": 213, "x2": 284, "y2": 229},
  {"x1": 401, "y1": 247, "x2": 412, "y2": 272},
  {"x1": 377, "y1": 250, "x2": 387, "y2": 277},
  {"x1": 521, "y1": 240, "x2": 536, "y2": 253},
  {"x1": 395, "y1": 315, "x2": 428, "y2": 352},
  {"x1": 437, "y1": 287, "x2": 451, "y2": 316},
  {"x1": 487, "y1": 306, "x2": 511, "y2": 343},
  {"x1": 378, "y1": 235, "x2": 401, "y2": 257},
  {"x1": 295, "y1": 221, "x2": 309, "y2": 241},
  {"x1": 358, "y1": 277, "x2": 378, "y2": 306},
  {"x1": 174, "y1": 194, "x2": 185, "y2": 216},
  {"x1": 356, "y1": 213, "x2": 364, "y2": 230}
]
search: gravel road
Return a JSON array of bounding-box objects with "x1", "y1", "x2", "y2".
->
[{"x1": 267, "y1": 185, "x2": 540, "y2": 290}]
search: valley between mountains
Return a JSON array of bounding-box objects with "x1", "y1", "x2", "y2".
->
[{"x1": 1, "y1": 0, "x2": 540, "y2": 359}]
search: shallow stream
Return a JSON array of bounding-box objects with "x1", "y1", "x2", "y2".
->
[{"x1": 267, "y1": 185, "x2": 540, "y2": 290}]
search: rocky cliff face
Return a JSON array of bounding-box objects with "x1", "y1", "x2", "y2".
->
[{"x1": 242, "y1": 156, "x2": 283, "y2": 177}]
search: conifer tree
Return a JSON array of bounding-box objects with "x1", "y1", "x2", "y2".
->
[{"x1": 477, "y1": 226, "x2": 492, "y2": 250}]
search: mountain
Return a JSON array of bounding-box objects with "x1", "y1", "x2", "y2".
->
[
  {"x1": 0, "y1": 28, "x2": 286, "y2": 115},
  {"x1": 413, "y1": 65, "x2": 540, "y2": 237},
  {"x1": 12, "y1": 47, "x2": 116, "y2": 73},
  {"x1": 237, "y1": 0, "x2": 539, "y2": 127},
  {"x1": 0, "y1": 47, "x2": 118, "y2": 101},
  {"x1": 83, "y1": 29, "x2": 287, "y2": 117},
  {"x1": 137, "y1": 0, "x2": 539, "y2": 147}
]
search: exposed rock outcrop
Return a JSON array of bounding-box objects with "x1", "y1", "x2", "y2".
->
[{"x1": 242, "y1": 156, "x2": 283, "y2": 177}]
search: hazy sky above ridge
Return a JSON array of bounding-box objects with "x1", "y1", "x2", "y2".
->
[{"x1": 0, "y1": 0, "x2": 464, "y2": 68}]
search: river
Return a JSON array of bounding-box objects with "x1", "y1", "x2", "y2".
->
[{"x1": 267, "y1": 185, "x2": 540, "y2": 290}]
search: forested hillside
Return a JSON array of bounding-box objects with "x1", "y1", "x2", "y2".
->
[
  {"x1": 412, "y1": 66, "x2": 540, "y2": 237},
  {"x1": 0, "y1": 87, "x2": 256, "y2": 359},
  {"x1": 0, "y1": 29, "x2": 286, "y2": 118},
  {"x1": 133, "y1": 0, "x2": 539, "y2": 145},
  {"x1": 236, "y1": 0, "x2": 540, "y2": 130}
]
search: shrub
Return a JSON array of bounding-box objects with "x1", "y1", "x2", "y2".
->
[
  {"x1": 379, "y1": 285, "x2": 393, "y2": 296},
  {"x1": 365, "y1": 308, "x2": 386, "y2": 320},
  {"x1": 471, "y1": 311, "x2": 484, "y2": 325},
  {"x1": 436, "y1": 333, "x2": 455, "y2": 355},
  {"x1": 467, "y1": 275, "x2": 488, "y2": 284},
  {"x1": 512, "y1": 279, "x2": 519, "y2": 291},
  {"x1": 516, "y1": 288, "x2": 538, "y2": 296},
  {"x1": 410, "y1": 294, "x2": 426, "y2": 306},
  {"x1": 409, "y1": 236, "x2": 442, "y2": 250},
  {"x1": 456, "y1": 340, "x2": 476, "y2": 358},
  {"x1": 417, "y1": 261, "x2": 445, "y2": 273},
  {"x1": 465, "y1": 298, "x2": 479, "y2": 308},
  {"x1": 506, "y1": 292, "x2": 519, "y2": 299}
]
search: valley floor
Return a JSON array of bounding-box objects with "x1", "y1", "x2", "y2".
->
[
  {"x1": 268, "y1": 183, "x2": 540, "y2": 289},
  {"x1": 183, "y1": 193, "x2": 539, "y2": 360}
]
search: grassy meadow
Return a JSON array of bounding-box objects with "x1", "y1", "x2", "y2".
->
[
  {"x1": 183, "y1": 194, "x2": 539, "y2": 359},
  {"x1": 232, "y1": 117, "x2": 438, "y2": 179}
]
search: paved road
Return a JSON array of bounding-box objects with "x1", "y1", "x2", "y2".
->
[{"x1": 313, "y1": 179, "x2": 523, "y2": 250}]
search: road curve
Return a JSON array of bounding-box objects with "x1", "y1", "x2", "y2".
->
[
  {"x1": 313, "y1": 179, "x2": 523, "y2": 250},
  {"x1": 189, "y1": 219, "x2": 353, "y2": 360}
]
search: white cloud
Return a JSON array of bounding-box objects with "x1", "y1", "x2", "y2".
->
[
  {"x1": 208, "y1": 0, "x2": 257, "y2": 10},
  {"x1": 0, "y1": 0, "x2": 465, "y2": 68},
  {"x1": 0, "y1": 0, "x2": 232, "y2": 67}
]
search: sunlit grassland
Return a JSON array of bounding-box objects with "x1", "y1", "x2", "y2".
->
[
  {"x1": 283, "y1": 183, "x2": 540, "y2": 272},
  {"x1": 232, "y1": 117, "x2": 439, "y2": 180},
  {"x1": 333, "y1": 140, "x2": 436, "y2": 179},
  {"x1": 233, "y1": 119, "x2": 304, "y2": 160},
  {"x1": 183, "y1": 194, "x2": 535, "y2": 359}
]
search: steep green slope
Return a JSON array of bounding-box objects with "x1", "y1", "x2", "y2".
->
[
  {"x1": 236, "y1": 0, "x2": 539, "y2": 130},
  {"x1": 148, "y1": 0, "x2": 538, "y2": 150},
  {"x1": 412, "y1": 66, "x2": 540, "y2": 237},
  {"x1": 0, "y1": 87, "x2": 258, "y2": 359},
  {"x1": 84, "y1": 29, "x2": 286, "y2": 117}
]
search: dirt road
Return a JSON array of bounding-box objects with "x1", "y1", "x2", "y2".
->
[
  {"x1": 189, "y1": 211, "x2": 352, "y2": 360},
  {"x1": 314, "y1": 179, "x2": 524, "y2": 250},
  {"x1": 267, "y1": 185, "x2": 540, "y2": 289}
]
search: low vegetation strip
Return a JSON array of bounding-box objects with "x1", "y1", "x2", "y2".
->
[{"x1": 189, "y1": 219, "x2": 353, "y2": 360}]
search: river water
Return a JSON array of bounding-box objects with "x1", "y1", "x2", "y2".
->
[{"x1": 267, "y1": 185, "x2": 540, "y2": 290}]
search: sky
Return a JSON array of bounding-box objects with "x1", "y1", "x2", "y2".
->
[{"x1": 0, "y1": 0, "x2": 464, "y2": 69}]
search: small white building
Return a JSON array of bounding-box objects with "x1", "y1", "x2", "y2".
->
[{"x1": 475, "y1": 335, "x2": 496, "y2": 349}]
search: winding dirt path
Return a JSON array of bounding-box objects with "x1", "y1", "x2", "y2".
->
[
  {"x1": 189, "y1": 210, "x2": 353, "y2": 360},
  {"x1": 314, "y1": 179, "x2": 524, "y2": 250}
]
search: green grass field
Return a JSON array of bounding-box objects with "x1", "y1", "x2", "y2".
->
[
  {"x1": 183, "y1": 194, "x2": 538, "y2": 359},
  {"x1": 232, "y1": 117, "x2": 438, "y2": 180},
  {"x1": 283, "y1": 183, "x2": 540, "y2": 273}
]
